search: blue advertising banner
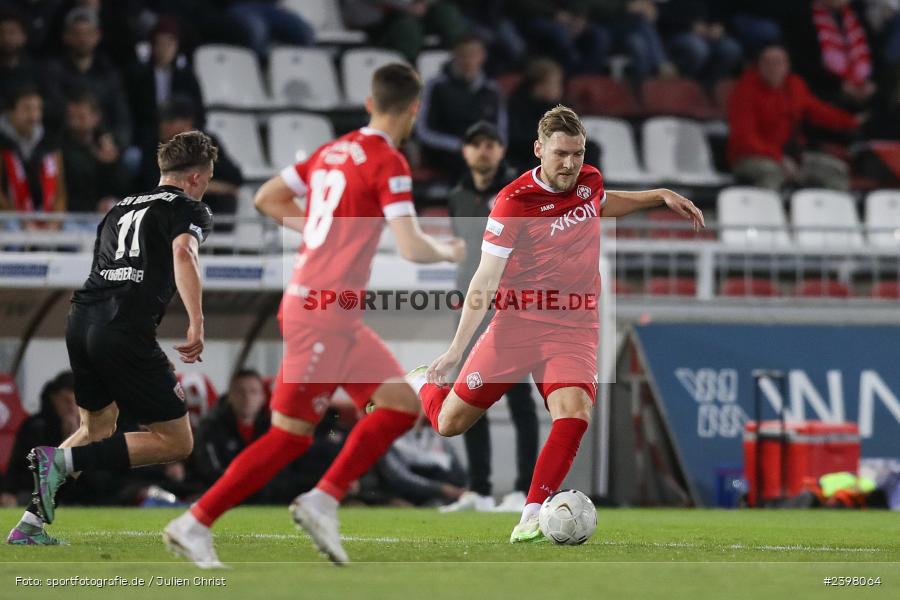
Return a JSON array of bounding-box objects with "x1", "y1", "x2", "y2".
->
[{"x1": 632, "y1": 324, "x2": 900, "y2": 506}]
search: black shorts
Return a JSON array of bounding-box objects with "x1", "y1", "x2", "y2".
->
[{"x1": 66, "y1": 304, "x2": 187, "y2": 424}]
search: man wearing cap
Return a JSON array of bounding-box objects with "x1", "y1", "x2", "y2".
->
[{"x1": 441, "y1": 121, "x2": 538, "y2": 514}]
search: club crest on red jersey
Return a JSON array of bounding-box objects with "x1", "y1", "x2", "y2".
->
[
  {"x1": 576, "y1": 185, "x2": 591, "y2": 200},
  {"x1": 466, "y1": 372, "x2": 483, "y2": 390}
]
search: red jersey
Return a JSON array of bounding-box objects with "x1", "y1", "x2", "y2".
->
[
  {"x1": 278, "y1": 127, "x2": 416, "y2": 327},
  {"x1": 482, "y1": 165, "x2": 605, "y2": 328}
]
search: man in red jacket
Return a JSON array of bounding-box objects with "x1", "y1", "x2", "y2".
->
[{"x1": 728, "y1": 45, "x2": 862, "y2": 191}]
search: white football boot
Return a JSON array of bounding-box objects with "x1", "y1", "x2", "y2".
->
[
  {"x1": 290, "y1": 490, "x2": 349, "y2": 565},
  {"x1": 439, "y1": 491, "x2": 496, "y2": 513},
  {"x1": 163, "y1": 512, "x2": 225, "y2": 569}
]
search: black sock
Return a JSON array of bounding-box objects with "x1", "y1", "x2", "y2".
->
[
  {"x1": 71, "y1": 435, "x2": 131, "y2": 473},
  {"x1": 25, "y1": 503, "x2": 42, "y2": 519}
]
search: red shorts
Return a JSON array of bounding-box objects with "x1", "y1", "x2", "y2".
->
[
  {"x1": 453, "y1": 316, "x2": 599, "y2": 410},
  {"x1": 270, "y1": 320, "x2": 405, "y2": 423}
]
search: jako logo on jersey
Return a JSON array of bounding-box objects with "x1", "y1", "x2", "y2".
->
[
  {"x1": 549, "y1": 201, "x2": 598, "y2": 236},
  {"x1": 466, "y1": 372, "x2": 483, "y2": 390},
  {"x1": 576, "y1": 185, "x2": 592, "y2": 200},
  {"x1": 388, "y1": 175, "x2": 412, "y2": 194},
  {"x1": 540, "y1": 203, "x2": 555, "y2": 212},
  {"x1": 486, "y1": 218, "x2": 504, "y2": 236}
]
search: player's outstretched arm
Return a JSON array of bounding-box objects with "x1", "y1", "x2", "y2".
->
[
  {"x1": 604, "y1": 188, "x2": 705, "y2": 230},
  {"x1": 253, "y1": 174, "x2": 306, "y2": 232},
  {"x1": 427, "y1": 252, "x2": 507, "y2": 385},
  {"x1": 388, "y1": 216, "x2": 466, "y2": 264},
  {"x1": 172, "y1": 233, "x2": 204, "y2": 364}
]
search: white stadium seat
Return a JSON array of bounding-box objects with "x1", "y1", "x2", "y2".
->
[
  {"x1": 205, "y1": 112, "x2": 274, "y2": 179},
  {"x1": 341, "y1": 48, "x2": 407, "y2": 107},
  {"x1": 865, "y1": 190, "x2": 900, "y2": 247},
  {"x1": 233, "y1": 185, "x2": 265, "y2": 252},
  {"x1": 642, "y1": 117, "x2": 730, "y2": 186},
  {"x1": 416, "y1": 49, "x2": 450, "y2": 83},
  {"x1": 269, "y1": 47, "x2": 342, "y2": 109},
  {"x1": 791, "y1": 189, "x2": 864, "y2": 248},
  {"x1": 716, "y1": 187, "x2": 790, "y2": 246},
  {"x1": 268, "y1": 112, "x2": 335, "y2": 169},
  {"x1": 194, "y1": 45, "x2": 270, "y2": 108},
  {"x1": 581, "y1": 117, "x2": 650, "y2": 185},
  {"x1": 281, "y1": 0, "x2": 367, "y2": 44}
]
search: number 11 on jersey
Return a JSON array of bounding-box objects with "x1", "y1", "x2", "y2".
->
[{"x1": 115, "y1": 207, "x2": 149, "y2": 259}]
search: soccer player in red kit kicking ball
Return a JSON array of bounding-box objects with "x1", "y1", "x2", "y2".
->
[
  {"x1": 164, "y1": 64, "x2": 464, "y2": 566},
  {"x1": 411, "y1": 105, "x2": 704, "y2": 542}
]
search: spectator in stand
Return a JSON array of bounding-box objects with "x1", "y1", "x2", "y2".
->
[
  {"x1": 417, "y1": 34, "x2": 506, "y2": 178},
  {"x1": 342, "y1": 0, "x2": 467, "y2": 63},
  {"x1": 506, "y1": 59, "x2": 565, "y2": 171},
  {"x1": 789, "y1": 0, "x2": 877, "y2": 109},
  {"x1": 224, "y1": 0, "x2": 315, "y2": 62},
  {"x1": 0, "y1": 85, "x2": 66, "y2": 228},
  {"x1": 60, "y1": 90, "x2": 129, "y2": 214},
  {"x1": 515, "y1": 0, "x2": 612, "y2": 75},
  {"x1": 454, "y1": 0, "x2": 526, "y2": 74},
  {"x1": 127, "y1": 17, "x2": 204, "y2": 149},
  {"x1": 591, "y1": 0, "x2": 677, "y2": 83},
  {"x1": 373, "y1": 421, "x2": 467, "y2": 507},
  {"x1": 728, "y1": 45, "x2": 862, "y2": 191},
  {"x1": 660, "y1": 0, "x2": 743, "y2": 86},
  {"x1": 725, "y1": 0, "x2": 793, "y2": 52},
  {"x1": 45, "y1": 7, "x2": 132, "y2": 147},
  {"x1": 192, "y1": 370, "x2": 270, "y2": 489},
  {"x1": 864, "y1": 0, "x2": 900, "y2": 66},
  {"x1": 136, "y1": 97, "x2": 242, "y2": 231},
  {"x1": 0, "y1": 7, "x2": 61, "y2": 123},
  {"x1": 443, "y1": 121, "x2": 538, "y2": 514}
]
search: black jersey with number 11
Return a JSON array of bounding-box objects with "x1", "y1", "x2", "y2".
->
[{"x1": 72, "y1": 185, "x2": 213, "y2": 326}]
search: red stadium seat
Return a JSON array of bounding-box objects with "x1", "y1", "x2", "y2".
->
[
  {"x1": 720, "y1": 277, "x2": 780, "y2": 297},
  {"x1": 641, "y1": 78, "x2": 716, "y2": 120},
  {"x1": 796, "y1": 279, "x2": 852, "y2": 298},
  {"x1": 714, "y1": 79, "x2": 736, "y2": 118},
  {"x1": 566, "y1": 75, "x2": 642, "y2": 118},
  {"x1": 646, "y1": 208, "x2": 715, "y2": 240},
  {"x1": 646, "y1": 277, "x2": 697, "y2": 296},
  {"x1": 614, "y1": 279, "x2": 637, "y2": 295},
  {"x1": 871, "y1": 281, "x2": 900, "y2": 299},
  {"x1": 0, "y1": 374, "x2": 27, "y2": 475}
]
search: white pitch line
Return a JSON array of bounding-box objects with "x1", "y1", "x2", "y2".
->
[{"x1": 71, "y1": 531, "x2": 879, "y2": 553}]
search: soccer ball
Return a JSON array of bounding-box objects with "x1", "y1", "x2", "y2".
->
[{"x1": 538, "y1": 489, "x2": 597, "y2": 545}]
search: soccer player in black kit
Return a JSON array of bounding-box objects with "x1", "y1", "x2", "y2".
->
[{"x1": 6, "y1": 131, "x2": 216, "y2": 546}]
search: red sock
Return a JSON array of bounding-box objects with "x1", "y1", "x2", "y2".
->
[
  {"x1": 419, "y1": 383, "x2": 450, "y2": 430},
  {"x1": 191, "y1": 428, "x2": 312, "y2": 527},
  {"x1": 526, "y1": 418, "x2": 588, "y2": 505},
  {"x1": 317, "y1": 408, "x2": 417, "y2": 501}
]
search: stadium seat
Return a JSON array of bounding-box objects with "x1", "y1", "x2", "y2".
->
[
  {"x1": 581, "y1": 117, "x2": 650, "y2": 185},
  {"x1": 417, "y1": 49, "x2": 450, "y2": 83},
  {"x1": 269, "y1": 47, "x2": 342, "y2": 110},
  {"x1": 714, "y1": 79, "x2": 736, "y2": 118},
  {"x1": 233, "y1": 185, "x2": 266, "y2": 252},
  {"x1": 0, "y1": 373, "x2": 26, "y2": 475},
  {"x1": 717, "y1": 187, "x2": 791, "y2": 247},
  {"x1": 865, "y1": 190, "x2": 900, "y2": 247},
  {"x1": 205, "y1": 112, "x2": 274, "y2": 179},
  {"x1": 342, "y1": 48, "x2": 407, "y2": 107},
  {"x1": 871, "y1": 280, "x2": 900, "y2": 299},
  {"x1": 796, "y1": 279, "x2": 852, "y2": 298},
  {"x1": 642, "y1": 117, "x2": 730, "y2": 185},
  {"x1": 720, "y1": 277, "x2": 780, "y2": 297},
  {"x1": 791, "y1": 189, "x2": 864, "y2": 248},
  {"x1": 281, "y1": 0, "x2": 367, "y2": 44},
  {"x1": 646, "y1": 277, "x2": 697, "y2": 296},
  {"x1": 268, "y1": 112, "x2": 335, "y2": 168},
  {"x1": 566, "y1": 75, "x2": 642, "y2": 118},
  {"x1": 194, "y1": 45, "x2": 270, "y2": 108},
  {"x1": 641, "y1": 78, "x2": 716, "y2": 120}
]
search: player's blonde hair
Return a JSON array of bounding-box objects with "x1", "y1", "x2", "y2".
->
[{"x1": 537, "y1": 105, "x2": 585, "y2": 142}]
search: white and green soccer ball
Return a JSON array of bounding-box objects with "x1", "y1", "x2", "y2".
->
[{"x1": 538, "y1": 489, "x2": 597, "y2": 545}]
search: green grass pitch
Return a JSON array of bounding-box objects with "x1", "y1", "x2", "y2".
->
[{"x1": 0, "y1": 507, "x2": 896, "y2": 599}]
